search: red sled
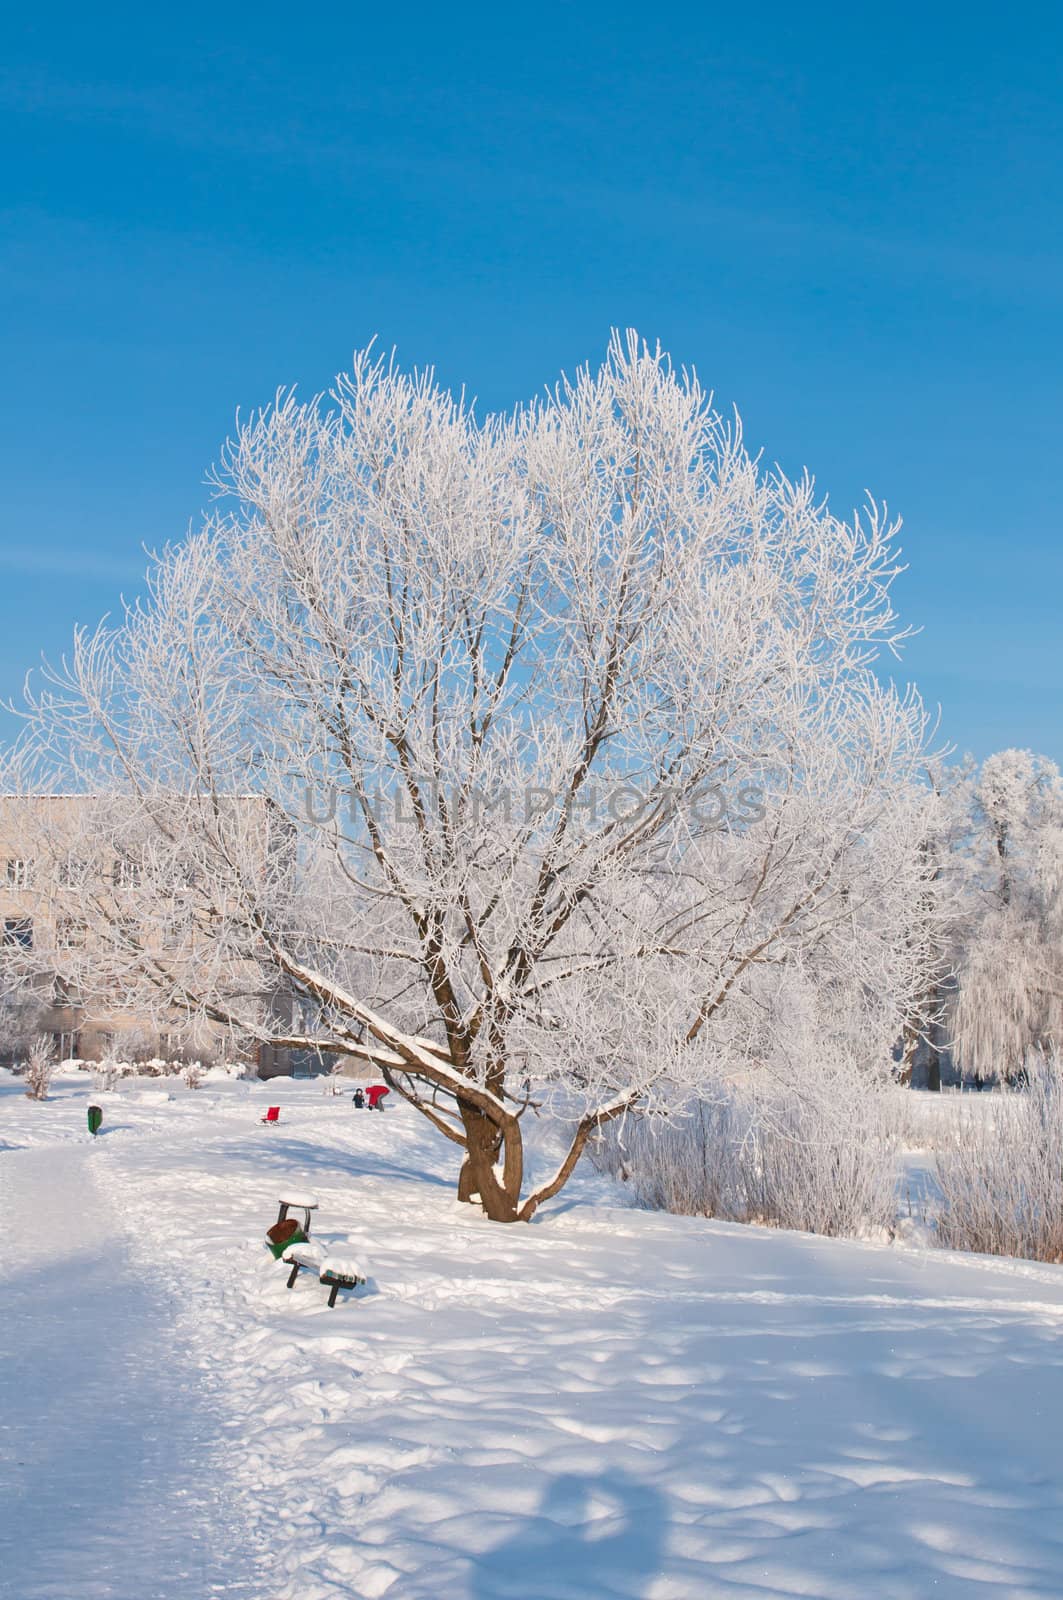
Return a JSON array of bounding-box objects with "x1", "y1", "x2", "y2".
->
[{"x1": 261, "y1": 1105, "x2": 280, "y2": 1125}]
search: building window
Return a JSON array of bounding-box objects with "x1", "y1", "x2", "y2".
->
[
  {"x1": 55, "y1": 916, "x2": 86, "y2": 950},
  {"x1": 57, "y1": 856, "x2": 86, "y2": 889},
  {"x1": 2, "y1": 917, "x2": 33, "y2": 949},
  {"x1": 5, "y1": 859, "x2": 31, "y2": 888},
  {"x1": 112, "y1": 856, "x2": 142, "y2": 889}
]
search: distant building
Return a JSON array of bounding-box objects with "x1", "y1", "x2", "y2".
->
[{"x1": 0, "y1": 794, "x2": 293, "y2": 1076}]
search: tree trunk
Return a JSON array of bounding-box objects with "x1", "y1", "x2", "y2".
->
[
  {"x1": 457, "y1": 1104, "x2": 522, "y2": 1223},
  {"x1": 898, "y1": 1018, "x2": 917, "y2": 1087},
  {"x1": 925, "y1": 981, "x2": 944, "y2": 1091},
  {"x1": 400, "y1": 1072, "x2": 629, "y2": 1224}
]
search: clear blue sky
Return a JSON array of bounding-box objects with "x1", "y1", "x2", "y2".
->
[{"x1": 1, "y1": 3, "x2": 1060, "y2": 761}]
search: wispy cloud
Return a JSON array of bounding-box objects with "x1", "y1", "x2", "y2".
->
[{"x1": 0, "y1": 547, "x2": 147, "y2": 584}]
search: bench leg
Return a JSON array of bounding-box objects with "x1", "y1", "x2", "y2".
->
[
  {"x1": 327, "y1": 1283, "x2": 339, "y2": 1308},
  {"x1": 286, "y1": 1263, "x2": 300, "y2": 1289}
]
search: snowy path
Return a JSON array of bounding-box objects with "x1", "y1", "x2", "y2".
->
[{"x1": 0, "y1": 1142, "x2": 254, "y2": 1600}]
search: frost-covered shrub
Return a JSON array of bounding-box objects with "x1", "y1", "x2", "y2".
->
[
  {"x1": 593, "y1": 1097, "x2": 744, "y2": 1219},
  {"x1": 936, "y1": 1057, "x2": 1063, "y2": 1261},
  {"x1": 23, "y1": 1034, "x2": 54, "y2": 1101},
  {"x1": 743, "y1": 1093, "x2": 898, "y2": 1237},
  {"x1": 183, "y1": 1060, "x2": 205, "y2": 1090},
  {"x1": 134, "y1": 1057, "x2": 167, "y2": 1077},
  {"x1": 593, "y1": 1083, "x2": 898, "y2": 1240},
  {"x1": 93, "y1": 1060, "x2": 123, "y2": 1092}
]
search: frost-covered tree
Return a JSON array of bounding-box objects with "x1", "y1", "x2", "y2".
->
[
  {"x1": 896, "y1": 759, "x2": 970, "y2": 1091},
  {"x1": 5, "y1": 335, "x2": 931, "y2": 1220},
  {"x1": 951, "y1": 750, "x2": 1063, "y2": 1081},
  {"x1": 22, "y1": 1034, "x2": 54, "y2": 1101},
  {"x1": 0, "y1": 947, "x2": 51, "y2": 1069}
]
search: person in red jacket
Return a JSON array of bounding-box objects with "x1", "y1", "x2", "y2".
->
[{"x1": 365, "y1": 1083, "x2": 390, "y2": 1110}]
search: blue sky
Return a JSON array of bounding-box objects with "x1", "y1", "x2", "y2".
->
[{"x1": 1, "y1": 3, "x2": 1060, "y2": 760}]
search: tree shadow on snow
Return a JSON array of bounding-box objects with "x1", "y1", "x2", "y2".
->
[
  {"x1": 248, "y1": 1134, "x2": 454, "y2": 1190},
  {"x1": 469, "y1": 1471, "x2": 666, "y2": 1600}
]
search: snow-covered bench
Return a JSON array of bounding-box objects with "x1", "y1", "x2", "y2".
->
[
  {"x1": 319, "y1": 1252, "x2": 366, "y2": 1309},
  {"x1": 282, "y1": 1239, "x2": 329, "y2": 1288},
  {"x1": 281, "y1": 1241, "x2": 366, "y2": 1307}
]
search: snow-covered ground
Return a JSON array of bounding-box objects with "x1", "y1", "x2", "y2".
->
[
  {"x1": 890, "y1": 1085, "x2": 1002, "y2": 1237},
  {"x1": 4, "y1": 1070, "x2": 1063, "y2": 1599}
]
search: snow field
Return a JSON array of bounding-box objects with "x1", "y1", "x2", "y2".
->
[{"x1": 4, "y1": 1071, "x2": 1063, "y2": 1598}]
